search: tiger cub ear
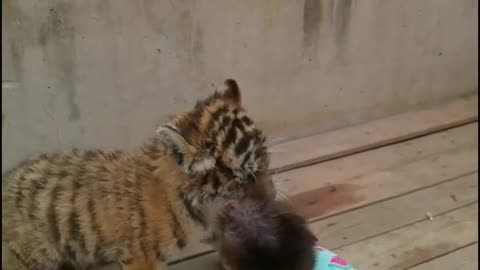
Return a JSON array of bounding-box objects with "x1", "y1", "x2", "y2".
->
[
  {"x1": 223, "y1": 79, "x2": 241, "y2": 106},
  {"x1": 156, "y1": 125, "x2": 215, "y2": 175}
]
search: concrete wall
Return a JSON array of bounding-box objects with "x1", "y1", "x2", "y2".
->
[{"x1": 2, "y1": 0, "x2": 478, "y2": 173}]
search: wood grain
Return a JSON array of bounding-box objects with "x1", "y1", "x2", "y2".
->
[
  {"x1": 335, "y1": 203, "x2": 478, "y2": 270},
  {"x1": 170, "y1": 174, "x2": 478, "y2": 270},
  {"x1": 407, "y1": 243, "x2": 478, "y2": 270},
  {"x1": 168, "y1": 100, "x2": 479, "y2": 267},
  {"x1": 274, "y1": 123, "x2": 478, "y2": 197},
  {"x1": 171, "y1": 198, "x2": 478, "y2": 270},
  {"x1": 291, "y1": 146, "x2": 477, "y2": 221},
  {"x1": 169, "y1": 124, "x2": 478, "y2": 263},
  {"x1": 312, "y1": 172, "x2": 479, "y2": 250},
  {"x1": 269, "y1": 95, "x2": 478, "y2": 173}
]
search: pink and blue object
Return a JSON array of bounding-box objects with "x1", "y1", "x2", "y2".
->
[
  {"x1": 313, "y1": 245, "x2": 356, "y2": 270},
  {"x1": 310, "y1": 234, "x2": 357, "y2": 270}
]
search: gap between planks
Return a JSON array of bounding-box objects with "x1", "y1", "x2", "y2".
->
[
  {"x1": 406, "y1": 242, "x2": 478, "y2": 270},
  {"x1": 268, "y1": 95, "x2": 478, "y2": 174},
  {"x1": 334, "y1": 203, "x2": 478, "y2": 270},
  {"x1": 58, "y1": 97, "x2": 480, "y2": 270},
  {"x1": 170, "y1": 171, "x2": 478, "y2": 267},
  {"x1": 173, "y1": 172, "x2": 478, "y2": 267},
  {"x1": 312, "y1": 172, "x2": 479, "y2": 250},
  {"x1": 290, "y1": 146, "x2": 477, "y2": 222},
  {"x1": 169, "y1": 124, "x2": 478, "y2": 264},
  {"x1": 170, "y1": 176, "x2": 478, "y2": 270}
]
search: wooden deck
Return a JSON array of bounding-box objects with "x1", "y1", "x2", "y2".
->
[
  {"x1": 168, "y1": 95, "x2": 478, "y2": 270},
  {"x1": 96, "y1": 96, "x2": 477, "y2": 270}
]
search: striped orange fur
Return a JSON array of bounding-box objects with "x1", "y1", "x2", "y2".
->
[{"x1": 2, "y1": 79, "x2": 275, "y2": 270}]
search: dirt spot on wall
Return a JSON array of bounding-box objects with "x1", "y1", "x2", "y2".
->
[
  {"x1": 3, "y1": 0, "x2": 27, "y2": 81},
  {"x1": 264, "y1": 0, "x2": 280, "y2": 30},
  {"x1": 333, "y1": 0, "x2": 352, "y2": 43},
  {"x1": 303, "y1": 0, "x2": 323, "y2": 55},
  {"x1": 142, "y1": 0, "x2": 167, "y2": 35},
  {"x1": 38, "y1": 2, "x2": 75, "y2": 45},
  {"x1": 38, "y1": 1, "x2": 81, "y2": 121},
  {"x1": 331, "y1": 0, "x2": 353, "y2": 63},
  {"x1": 142, "y1": 0, "x2": 204, "y2": 81}
]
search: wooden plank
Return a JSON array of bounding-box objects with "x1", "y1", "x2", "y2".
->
[
  {"x1": 311, "y1": 172, "x2": 479, "y2": 250},
  {"x1": 407, "y1": 243, "x2": 478, "y2": 270},
  {"x1": 334, "y1": 203, "x2": 478, "y2": 270},
  {"x1": 276, "y1": 123, "x2": 478, "y2": 200},
  {"x1": 169, "y1": 174, "x2": 478, "y2": 270},
  {"x1": 269, "y1": 95, "x2": 478, "y2": 173},
  {"x1": 170, "y1": 124, "x2": 478, "y2": 263},
  {"x1": 291, "y1": 146, "x2": 477, "y2": 221}
]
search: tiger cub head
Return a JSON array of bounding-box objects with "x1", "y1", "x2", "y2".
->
[{"x1": 156, "y1": 79, "x2": 276, "y2": 206}]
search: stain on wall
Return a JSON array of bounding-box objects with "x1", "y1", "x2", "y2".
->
[
  {"x1": 142, "y1": 0, "x2": 205, "y2": 81},
  {"x1": 302, "y1": 0, "x2": 354, "y2": 61},
  {"x1": 303, "y1": 0, "x2": 323, "y2": 56},
  {"x1": 40, "y1": 1, "x2": 81, "y2": 120},
  {"x1": 333, "y1": 0, "x2": 352, "y2": 43},
  {"x1": 3, "y1": 0, "x2": 25, "y2": 82},
  {"x1": 332, "y1": 0, "x2": 352, "y2": 62}
]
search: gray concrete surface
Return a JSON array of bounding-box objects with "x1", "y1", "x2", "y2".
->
[{"x1": 2, "y1": 0, "x2": 478, "y2": 173}]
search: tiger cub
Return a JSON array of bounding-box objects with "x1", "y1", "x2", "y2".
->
[{"x1": 2, "y1": 79, "x2": 276, "y2": 270}]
